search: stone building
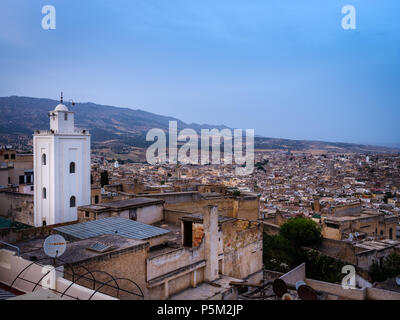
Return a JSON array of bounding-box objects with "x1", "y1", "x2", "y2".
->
[
  {"x1": 320, "y1": 203, "x2": 398, "y2": 241},
  {"x1": 0, "y1": 204, "x2": 263, "y2": 300}
]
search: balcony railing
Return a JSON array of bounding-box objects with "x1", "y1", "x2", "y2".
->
[{"x1": 34, "y1": 129, "x2": 90, "y2": 135}]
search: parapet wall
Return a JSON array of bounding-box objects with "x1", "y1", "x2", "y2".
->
[
  {"x1": 317, "y1": 238, "x2": 357, "y2": 265},
  {"x1": 0, "y1": 249, "x2": 116, "y2": 300},
  {"x1": 329, "y1": 203, "x2": 361, "y2": 217},
  {"x1": 0, "y1": 220, "x2": 77, "y2": 244},
  {"x1": 0, "y1": 191, "x2": 34, "y2": 226}
]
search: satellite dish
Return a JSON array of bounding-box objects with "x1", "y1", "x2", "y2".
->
[
  {"x1": 348, "y1": 233, "x2": 354, "y2": 241},
  {"x1": 296, "y1": 281, "x2": 318, "y2": 300},
  {"x1": 295, "y1": 280, "x2": 306, "y2": 291},
  {"x1": 43, "y1": 234, "x2": 67, "y2": 258},
  {"x1": 273, "y1": 278, "x2": 288, "y2": 298}
]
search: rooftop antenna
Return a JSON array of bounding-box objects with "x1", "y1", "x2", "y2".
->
[{"x1": 68, "y1": 99, "x2": 75, "y2": 110}]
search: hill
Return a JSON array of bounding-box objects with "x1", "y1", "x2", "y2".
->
[{"x1": 0, "y1": 96, "x2": 395, "y2": 156}]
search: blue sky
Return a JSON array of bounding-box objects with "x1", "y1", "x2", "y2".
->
[{"x1": 0, "y1": 0, "x2": 399, "y2": 145}]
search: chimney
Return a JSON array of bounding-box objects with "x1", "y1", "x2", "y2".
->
[{"x1": 204, "y1": 205, "x2": 219, "y2": 282}]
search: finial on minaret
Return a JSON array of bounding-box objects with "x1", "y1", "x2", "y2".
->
[{"x1": 60, "y1": 92, "x2": 63, "y2": 103}]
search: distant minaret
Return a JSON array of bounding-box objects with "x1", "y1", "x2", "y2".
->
[{"x1": 33, "y1": 93, "x2": 91, "y2": 226}]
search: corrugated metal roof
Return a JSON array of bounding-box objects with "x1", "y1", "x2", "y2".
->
[
  {"x1": 54, "y1": 217, "x2": 169, "y2": 240},
  {"x1": 0, "y1": 288, "x2": 15, "y2": 300}
]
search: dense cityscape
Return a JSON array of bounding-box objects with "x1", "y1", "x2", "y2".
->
[{"x1": 0, "y1": 103, "x2": 399, "y2": 300}]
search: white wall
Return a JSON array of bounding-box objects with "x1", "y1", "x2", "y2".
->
[
  {"x1": 33, "y1": 135, "x2": 52, "y2": 226},
  {"x1": 137, "y1": 204, "x2": 164, "y2": 224},
  {"x1": 0, "y1": 249, "x2": 116, "y2": 300},
  {"x1": 50, "y1": 111, "x2": 75, "y2": 134},
  {"x1": 33, "y1": 134, "x2": 90, "y2": 227}
]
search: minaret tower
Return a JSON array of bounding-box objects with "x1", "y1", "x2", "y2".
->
[{"x1": 33, "y1": 93, "x2": 91, "y2": 226}]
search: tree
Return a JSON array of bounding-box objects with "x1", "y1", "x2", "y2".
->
[
  {"x1": 384, "y1": 253, "x2": 400, "y2": 276},
  {"x1": 232, "y1": 190, "x2": 241, "y2": 197},
  {"x1": 383, "y1": 192, "x2": 393, "y2": 204},
  {"x1": 370, "y1": 253, "x2": 400, "y2": 282},
  {"x1": 280, "y1": 217, "x2": 322, "y2": 248},
  {"x1": 100, "y1": 170, "x2": 109, "y2": 187},
  {"x1": 263, "y1": 233, "x2": 295, "y2": 273}
]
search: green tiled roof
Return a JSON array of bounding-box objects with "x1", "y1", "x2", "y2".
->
[{"x1": 0, "y1": 217, "x2": 32, "y2": 230}]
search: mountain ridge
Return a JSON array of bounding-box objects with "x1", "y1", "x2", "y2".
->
[{"x1": 0, "y1": 96, "x2": 396, "y2": 154}]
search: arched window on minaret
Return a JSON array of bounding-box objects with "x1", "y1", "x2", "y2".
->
[
  {"x1": 70, "y1": 196, "x2": 76, "y2": 207},
  {"x1": 42, "y1": 187, "x2": 47, "y2": 199},
  {"x1": 42, "y1": 154, "x2": 46, "y2": 165},
  {"x1": 69, "y1": 162, "x2": 76, "y2": 173}
]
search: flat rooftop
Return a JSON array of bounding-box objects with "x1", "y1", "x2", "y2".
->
[
  {"x1": 147, "y1": 222, "x2": 183, "y2": 259},
  {"x1": 353, "y1": 239, "x2": 400, "y2": 251},
  {"x1": 20, "y1": 234, "x2": 147, "y2": 267},
  {"x1": 79, "y1": 197, "x2": 164, "y2": 211},
  {"x1": 323, "y1": 211, "x2": 382, "y2": 223},
  {"x1": 180, "y1": 213, "x2": 236, "y2": 225},
  {"x1": 169, "y1": 275, "x2": 239, "y2": 300},
  {"x1": 54, "y1": 217, "x2": 170, "y2": 241}
]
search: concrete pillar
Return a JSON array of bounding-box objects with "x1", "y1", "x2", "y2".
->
[
  {"x1": 204, "y1": 205, "x2": 219, "y2": 282},
  {"x1": 164, "y1": 280, "x2": 169, "y2": 300},
  {"x1": 191, "y1": 270, "x2": 197, "y2": 288}
]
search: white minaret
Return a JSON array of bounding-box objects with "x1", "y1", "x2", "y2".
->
[{"x1": 33, "y1": 94, "x2": 91, "y2": 226}]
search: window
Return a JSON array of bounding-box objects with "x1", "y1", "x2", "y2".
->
[
  {"x1": 11, "y1": 154, "x2": 15, "y2": 160},
  {"x1": 30, "y1": 186, "x2": 34, "y2": 191},
  {"x1": 69, "y1": 162, "x2": 75, "y2": 173},
  {"x1": 85, "y1": 211, "x2": 90, "y2": 218},
  {"x1": 94, "y1": 195, "x2": 99, "y2": 204},
  {"x1": 19, "y1": 176, "x2": 25, "y2": 184},
  {"x1": 42, "y1": 187, "x2": 46, "y2": 199},
  {"x1": 42, "y1": 154, "x2": 46, "y2": 165},
  {"x1": 326, "y1": 223, "x2": 340, "y2": 229},
  {"x1": 70, "y1": 196, "x2": 76, "y2": 207},
  {"x1": 26, "y1": 175, "x2": 32, "y2": 184},
  {"x1": 389, "y1": 228, "x2": 393, "y2": 240},
  {"x1": 183, "y1": 221, "x2": 193, "y2": 247},
  {"x1": 64, "y1": 113, "x2": 68, "y2": 121},
  {"x1": 42, "y1": 220, "x2": 46, "y2": 226},
  {"x1": 4, "y1": 154, "x2": 9, "y2": 160}
]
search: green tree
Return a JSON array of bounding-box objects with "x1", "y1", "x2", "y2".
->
[
  {"x1": 263, "y1": 234, "x2": 295, "y2": 273},
  {"x1": 383, "y1": 192, "x2": 393, "y2": 204},
  {"x1": 303, "y1": 250, "x2": 346, "y2": 283},
  {"x1": 232, "y1": 190, "x2": 241, "y2": 197},
  {"x1": 280, "y1": 217, "x2": 322, "y2": 248},
  {"x1": 384, "y1": 253, "x2": 400, "y2": 277},
  {"x1": 370, "y1": 261, "x2": 388, "y2": 282}
]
